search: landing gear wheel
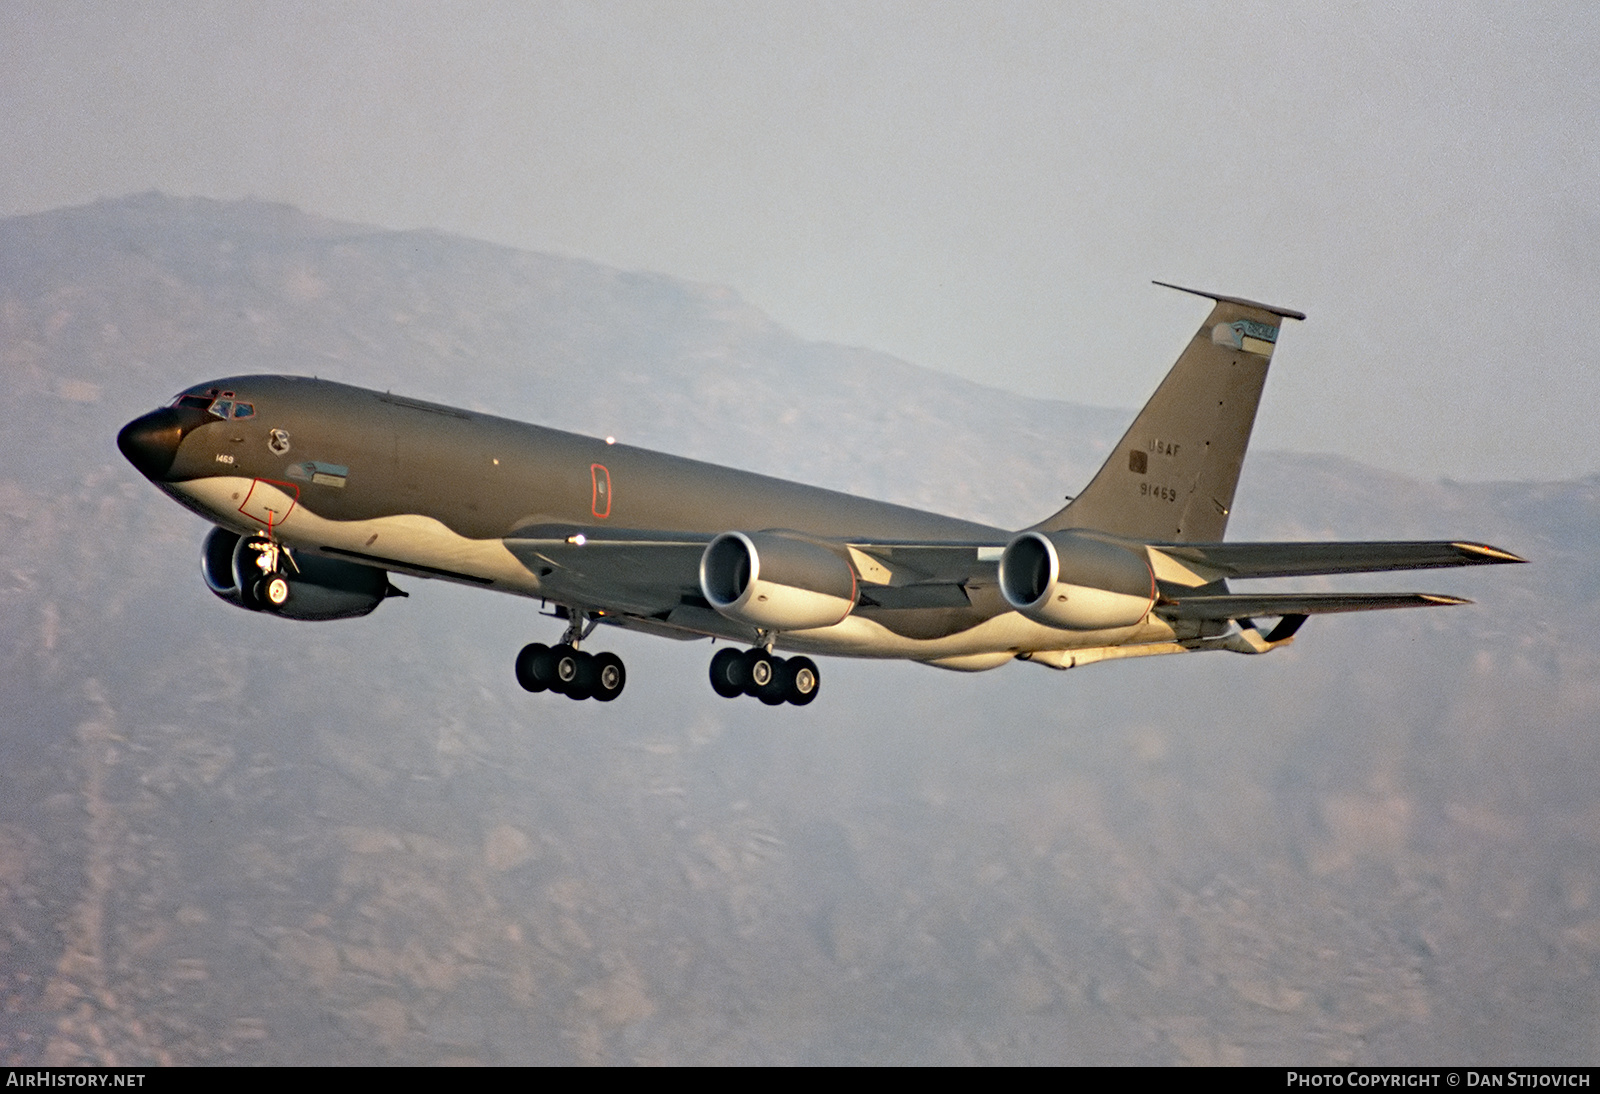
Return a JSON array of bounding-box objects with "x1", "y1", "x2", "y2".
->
[
  {"x1": 247, "y1": 572, "x2": 290, "y2": 613},
  {"x1": 743, "y1": 649, "x2": 774, "y2": 692},
  {"x1": 591, "y1": 652, "x2": 626, "y2": 702},
  {"x1": 784, "y1": 656, "x2": 820, "y2": 706},
  {"x1": 545, "y1": 644, "x2": 574, "y2": 695},
  {"x1": 709, "y1": 647, "x2": 748, "y2": 698},
  {"x1": 556, "y1": 647, "x2": 597, "y2": 701},
  {"x1": 515, "y1": 642, "x2": 552, "y2": 692},
  {"x1": 261, "y1": 572, "x2": 291, "y2": 611},
  {"x1": 747, "y1": 650, "x2": 790, "y2": 706}
]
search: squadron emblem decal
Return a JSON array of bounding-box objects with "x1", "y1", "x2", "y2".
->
[{"x1": 268, "y1": 429, "x2": 291, "y2": 456}]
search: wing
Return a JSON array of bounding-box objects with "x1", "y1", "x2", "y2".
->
[
  {"x1": 504, "y1": 526, "x2": 1522, "y2": 639},
  {"x1": 1147, "y1": 540, "x2": 1521, "y2": 630},
  {"x1": 1159, "y1": 591, "x2": 1470, "y2": 620},
  {"x1": 502, "y1": 526, "x2": 1002, "y2": 617},
  {"x1": 1150, "y1": 539, "x2": 1524, "y2": 582},
  {"x1": 839, "y1": 539, "x2": 1002, "y2": 609},
  {"x1": 503, "y1": 525, "x2": 711, "y2": 615}
]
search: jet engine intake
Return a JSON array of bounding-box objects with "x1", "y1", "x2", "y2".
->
[
  {"x1": 998, "y1": 531, "x2": 1155, "y2": 630},
  {"x1": 699, "y1": 531, "x2": 857, "y2": 631},
  {"x1": 202, "y1": 525, "x2": 245, "y2": 601},
  {"x1": 200, "y1": 525, "x2": 395, "y2": 621}
]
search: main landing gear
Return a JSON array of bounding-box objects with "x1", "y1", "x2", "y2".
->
[
  {"x1": 515, "y1": 611, "x2": 626, "y2": 702},
  {"x1": 512, "y1": 614, "x2": 820, "y2": 706},
  {"x1": 515, "y1": 644, "x2": 626, "y2": 702},
  {"x1": 708, "y1": 647, "x2": 820, "y2": 706}
]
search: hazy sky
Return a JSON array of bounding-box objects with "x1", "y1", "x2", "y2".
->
[{"x1": 4, "y1": 0, "x2": 1596, "y2": 480}]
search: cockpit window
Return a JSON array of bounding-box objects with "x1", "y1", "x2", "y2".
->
[{"x1": 172, "y1": 392, "x2": 254, "y2": 419}]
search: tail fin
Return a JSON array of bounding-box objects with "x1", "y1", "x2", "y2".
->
[{"x1": 1036, "y1": 282, "x2": 1305, "y2": 543}]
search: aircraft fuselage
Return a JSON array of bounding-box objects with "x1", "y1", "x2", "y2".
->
[{"x1": 123, "y1": 375, "x2": 1181, "y2": 663}]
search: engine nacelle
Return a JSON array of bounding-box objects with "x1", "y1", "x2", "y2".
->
[
  {"x1": 201, "y1": 525, "x2": 246, "y2": 602},
  {"x1": 200, "y1": 526, "x2": 394, "y2": 621},
  {"x1": 997, "y1": 531, "x2": 1155, "y2": 630},
  {"x1": 699, "y1": 531, "x2": 857, "y2": 631}
]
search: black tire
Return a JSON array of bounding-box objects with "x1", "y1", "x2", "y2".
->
[
  {"x1": 559, "y1": 648, "x2": 597, "y2": 701},
  {"x1": 749, "y1": 651, "x2": 789, "y2": 706},
  {"x1": 709, "y1": 647, "x2": 747, "y2": 698},
  {"x1": 785, "y1": 656, "x2": 820, "y2": 706},
  {"x1": 238, "y1": 575, "x2": 266, "y2": 611},
  {"x1": 591, "y1": 652, "x2": 626, "y2": 702},
  {"x1": 532, "y1": 645, "x2": 561, "y2": 690},
  {"x1": 515, "y1": 642, "x2": 550, "y2": 692}
]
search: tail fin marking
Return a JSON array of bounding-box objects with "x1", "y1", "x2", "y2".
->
[{"x1": 1037, "y1": 283, "x2": 1304, "y2": 543}]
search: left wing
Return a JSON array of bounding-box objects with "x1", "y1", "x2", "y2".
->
[
  {"x1": 1144, "y1": 538, "x2": 1522, "y2": 629},
  {"x1": 502, "y1": 526, "x2": 1001, "y2": 615},
  {"x1": 1158, "y1": 591, "x2": 1471, "y2": 620},
  {"x1": 1150, "y1": 539, "x2": 1524, "y2": 582}
]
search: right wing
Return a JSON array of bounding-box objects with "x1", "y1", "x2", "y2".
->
[{"x1": 503, "y1": 524, "x2": 711, "y2": 615}]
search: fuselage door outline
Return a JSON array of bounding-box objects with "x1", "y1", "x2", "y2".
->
[
  {"x1": 591, "y1": 464, "x2": 612, "y2": 519},
  {"x1": 239, "y1": 478, "x2": 300, "y2": 532}
]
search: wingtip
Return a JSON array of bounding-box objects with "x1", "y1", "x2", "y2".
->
[{"x1": 1451, "y1": 542, "x2": 1527, "y2": 564}]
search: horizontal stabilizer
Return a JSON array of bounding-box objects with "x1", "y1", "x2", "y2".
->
[
  {"x1": 1152, "y1": 281, "x2": 1307, "y2": 321},
  {"x1": 1160, "y1": 591, "x2": 1470, "y2": 621},
  {"x1": 1152, "y1": 540, "x2": 1525, "y2": 581}
]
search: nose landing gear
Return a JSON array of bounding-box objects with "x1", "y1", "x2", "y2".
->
[
  {"x1": 236, "y1": 536, "x2": 293, "y2": 613},
  {"x1": 709, "y1": 647, "x2": 820, "y2": 706}
]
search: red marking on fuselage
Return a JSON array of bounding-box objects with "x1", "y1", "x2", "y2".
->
[{"x1": 239, "y1": 478, "x2": 300, "y2": 529}]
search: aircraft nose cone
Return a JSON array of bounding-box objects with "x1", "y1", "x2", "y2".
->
[{"x1": 117, "y1": 408, "x2": 187, "y2": 480}]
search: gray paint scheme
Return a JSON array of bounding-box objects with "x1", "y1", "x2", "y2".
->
[{"x1": 117, "y1": 287, "x2": 1524, "y2": 681}]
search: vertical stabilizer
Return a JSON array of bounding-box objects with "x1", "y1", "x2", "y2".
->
[{"x1": 1037, "y1": 283, "x2": 1305, "y2": 543}]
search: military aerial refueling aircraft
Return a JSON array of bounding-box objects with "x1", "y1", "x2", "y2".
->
[{"x1": 118, "y1": 283, "x2": 1523, "y2": 706}]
